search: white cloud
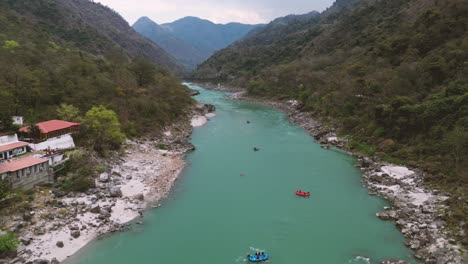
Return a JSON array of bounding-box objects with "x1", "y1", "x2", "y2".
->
[{"x1": 95, "y1": 0, "x2": 335, "y2": 24}]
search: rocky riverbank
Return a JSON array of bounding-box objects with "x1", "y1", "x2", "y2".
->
[
  {"x1": 197, "y1": 84, "x2": 466, "y2": 264},
  {"x1": 0, "y1": 103, "x2": 216, "y2": 264}
]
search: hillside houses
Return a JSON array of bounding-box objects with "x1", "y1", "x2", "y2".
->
[
  {"x1": 0, "y1": 119, "x2": 80, "y2": 190},
  {"x1": 0, "y1": 141, "x2": 29, "y2": 161},
  {"x1": 0, "y1": 156, "x2": 51, "y2": 190},
  {"x1": 19, "y1": 120, "x2": 80, "y2": 151}
]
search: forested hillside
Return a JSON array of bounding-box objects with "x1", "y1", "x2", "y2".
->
[
  {"x1": 195, "y1": 0, "x2": 468, "y2": 245},
  {"x1": 0, "y1": 0, "x2": 193, "y2": 138},
  {"x1": 1, "y1": 0, "x2": 183, "y2": 73}
]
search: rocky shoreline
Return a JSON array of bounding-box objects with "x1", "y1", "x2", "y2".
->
[
  {"x1": 0, "y1": 103, "x2": 216, "y2": 264},
  {"x1": 195, "y1": 83, "x2": 467, "y2": 264}
]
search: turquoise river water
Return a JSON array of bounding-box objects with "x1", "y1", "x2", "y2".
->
[{"x1": 68, "y1": 84, "x2": 417, "y2": 264}]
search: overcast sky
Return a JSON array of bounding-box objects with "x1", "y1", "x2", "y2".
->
[{"x1": 94, "y1": 0, "x2": 336, "y2": 25}]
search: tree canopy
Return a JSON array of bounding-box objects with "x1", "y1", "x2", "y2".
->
[{"x1": 82, "y1": 106, "x2": 125, "y2": 152}]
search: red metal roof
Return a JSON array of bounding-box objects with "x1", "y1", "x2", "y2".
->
[
  {"x1": 20, "y1": 120, "x2": 80, "y2": 134},
  {"x1": 0, "y1": 142, "x2": 29, "y2": 153},
  {"x1": 0, "y1": 156, "x2": 48, "y2": 174}
]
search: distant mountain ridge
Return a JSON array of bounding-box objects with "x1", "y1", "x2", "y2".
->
[
  {"x1": 133, "y1": 17, "x2": 205, "y2": 69},
  {"x1": 133, "y1": 16, "x2": 263, "y2": 69}
]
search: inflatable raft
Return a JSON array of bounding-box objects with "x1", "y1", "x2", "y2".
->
[
  {"x1": 247, "y1": 253, "x2": 269, "y2": 262},
  {"x1": 295, "y1": 190, "x2": 310, "y2": 197}
]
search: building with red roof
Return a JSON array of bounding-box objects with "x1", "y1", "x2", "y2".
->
[
  {"x1": 20, "y1": 120, "x2": 80, "y2": 140},
  {"x1": 0, "y1": 141, "x2": 29, "y2": 161},
  {"x1": 0, "y1": 156, "x2": 51, "y2": 190}
]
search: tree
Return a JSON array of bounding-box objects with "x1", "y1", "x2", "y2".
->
[
  {"x1": 129, "y1": 58, "x2": 156, "y2": 87},
  {"x1": 28, "y1": 124, "x2": 42, "y2": 143},
  {"x1": 443, "y1": 126, "x2": 468, "y2": 172},
  {"x1": 56, "y1": 104, "x2": 80, "y2": 121},
  {"x1": 0, "y1": 114, "x2": 14, "y2": 132},
  {"x1": 2, "y1": 40, "x2": 19, "y2": 51},
  {"x1": 82, "y1": 105, "x2": 125, "y2": 152}
]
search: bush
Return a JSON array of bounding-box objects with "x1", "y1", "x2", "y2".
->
[
  {"x1": 0, "y1": 232, "x2": 18, "y2": 254},
  {"x1": 57, "y1": 150, "x2": 97, "y2": 193},
  {"x1": 60, "y1": 176, "x2": 95, "y2": 193}
]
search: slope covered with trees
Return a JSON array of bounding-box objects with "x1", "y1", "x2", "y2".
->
[
  {"x1": 1, "y1": 0, "x2": 183, "y2": 73},
  {"x1": 0, "y1": 0, "x2": 193, "y2": 139},
  {"x1": 195, "y1": 0, "x2": 468, "y2": 245}
]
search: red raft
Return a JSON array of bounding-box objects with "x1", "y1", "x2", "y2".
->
[{"x1": 295, "y1": 190, "x2": 310, "y2": 197}]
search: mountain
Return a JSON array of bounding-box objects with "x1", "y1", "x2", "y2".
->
[
  {"x1": 1, "y1": 0, "x2": 183, "y2": 73},
  {"x1": 195, "y1": 0, "x2": 468, "y2": 246},
  {"x1": 194, "y1": 11, "x2": 321, "y2": 78},
  {"x1": 133, "y1": 17, "x2": 204, "y2": 69},
  {"x1": 133, "y1": 16, "x2": 263, "y2": 69},
  {"x1": 0, "y1": 0, "x2": 193, "y2": 136}
]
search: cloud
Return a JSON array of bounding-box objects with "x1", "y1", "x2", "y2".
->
[{"x1": 95, "y1": 0, "x2": 335, "y2": 24}]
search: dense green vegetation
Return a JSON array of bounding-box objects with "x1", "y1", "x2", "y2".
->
[
  {"x1": 0, "y1": 0, "x2": 182, "y2": 72},
  {"x1": 0, "y1": 2, "x2": 193, "y2": 139},
  {"x1": 57, "y1": 150, "x2": 98, "y2": 193},
  {"x1": 0, "y1": 232, "x2": 18, "y2": 256},
  {"x1": 195, "y1": 0, "x2": 468, "y2": 245}
]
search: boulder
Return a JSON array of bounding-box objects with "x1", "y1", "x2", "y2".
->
[
  {"x1": 189, "y1": 89, "x2": 200, "y2": 96},
  {"x1": 90, "y1": 204, "x2": 101, "y2": 214},
  {"x1": 99, "y1": 172, "x2": 110, "y2": 183},
  {"x1": 360, "y1": 158, "x2": 373, "y2": 168},
  {"x1": 52, "y1": 190, "x2": 66, "y2": 198},
  {"x1": 410, "y1": 239, "x2": 421, "y2": 249},
  {"x1": 376, "y1": 210, "x2": 398, "y2": 221},
  {"x1": 20, "y1": 236, "x2": 33, "y2": 246},
  {"x1": 51, "y1": 258, "x2": 60, "y2": 264},
  {"x1": 22, "y1": 212, "x2": 32, "y2": 221},
  {"x1": 56, "y1": 241, "x2": 64, "y2": 248},
  {"x1": 204, "y1": 104, "x2": 216, "y2": 113},
  {"x1": 133, "y1": 193, "x2": 144, "y2": 201},
  {"x1": 99, "y1": 209, "x2": 111, "y2": 219},
  {"x1": 109, "y1": 186, "x2": 122, "y2": 197},
  {"x1": 70, "y1": 230, "x2": 80, "y2": 239},
  {"x1": 34, "y1": 227, "x2": 45, "y2": 236}
]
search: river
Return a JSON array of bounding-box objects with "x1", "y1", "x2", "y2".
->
[{"x1": 68, "y1": 84, "x2": 416, "y2": 264}]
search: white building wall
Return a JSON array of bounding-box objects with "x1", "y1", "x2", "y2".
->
[
  {"x1": 30, "y1": 134, "x2": 76, "y2": 151},
  {"x1": 0, "y1": 134, "x2": 18, "y2": 145}
]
